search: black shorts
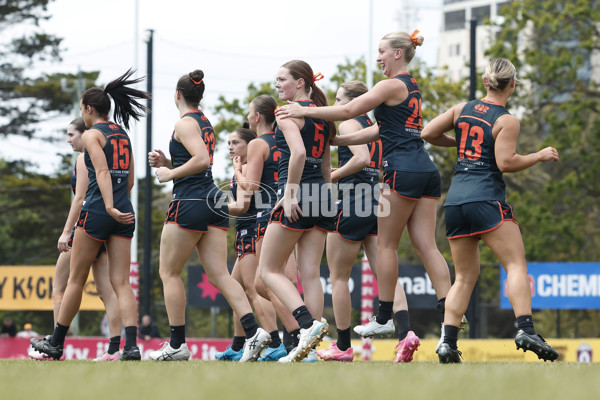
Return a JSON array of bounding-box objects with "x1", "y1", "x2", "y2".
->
[
  {"x1": 382, "y1": 170, "x2": 441, "y2": 200},
  {"x1": 77, "y1": 210, "x2": 135, "y2": 241},
  {"x1": 445, "y1": 200, "x2": 517, "y2": 239},
  {"x1": 256, "y1": 221, "x2": 268, "y2": 239},
  {"x1": 164, "y1": 200, "x2": 229, "y2": 232},
  {"x1": 334, "y1": 193, "x2": 378, "y2": 242},
  {"x1": 235, "y1": 228, "x2": 257, "y2": 259},
  {"x1": 69, "y1": 227, "x2": 106, "y2": 260},
  {"x1": 269, "y1": 183, "x2": 336, "y2": 232}
]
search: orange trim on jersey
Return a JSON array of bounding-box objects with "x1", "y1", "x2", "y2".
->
[
  {"x1": 481, "y1": 98, "x2": 505, "y2": 107},
  {"x1": 461, "y1": 115, "x2": 492, "y2": 127},
  {"x1": 409, "y1": 90, "x2": 420, "y2": 95},
  {"x1": 106, "y1": 133, "x2": 128, "y2": 138},
  {"x1": 390, "y1": 72, "x2": 410, "y2": 79}
]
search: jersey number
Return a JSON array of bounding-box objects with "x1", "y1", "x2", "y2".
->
[
  {"x1": 111, "y1": 139, "x2": 130, "y2": 169},
  {"x1": 312, "y1": 123, "x2": 325, "y2": 158},
  {"x1": 204, "y1": 131, "x2": 215, "y2": 164},
  {"x1": 405, "y1": 97, "x2": 422, "y2": 130},
  {"x1": 273, "y1": 150, "x2": 281, "y2": 182},
  {"x1": 457, "y1": 122, "x2": 484, "y2": 161},
  {"x1": 368, "y1": 140, "x2": 382, "y2": 168}
]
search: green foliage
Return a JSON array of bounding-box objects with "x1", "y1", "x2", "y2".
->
[
  {"x1": 0, "y1": 158, "x2": 72, "y2": 265},
  {"x1": 487, "y1": 0, "x2": 600, "y2": 261}
]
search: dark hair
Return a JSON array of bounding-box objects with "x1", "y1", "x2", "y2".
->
[
  {"x1": 281, "y1": 60, "x2": 336, "y2": 137},
  {"x1": 233, "y1": 127, "x2": 257, "y2": 144},
  {"x1": 251, "y1": 95, "x2": 277, "y2": 130},
  {"x1": 81, "y1": 68, "x2": 150, "y2": 130},
  {"x1": 177, "y1": 69, "x2": 205, "y2": 106},
  {"x1": 69, "y1": 117, "x2": 86, "y2": 133}
]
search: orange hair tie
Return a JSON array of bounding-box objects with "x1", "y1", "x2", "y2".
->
[
  {"x1": 410, "y1": 30, "x2": 420, "y2": 48},
  {"x1": 312, "y1": 72, "x2": 324, "y2": 87},
  {"x1": 189, "y1": 73, "x2": 203, "y2": 85}
]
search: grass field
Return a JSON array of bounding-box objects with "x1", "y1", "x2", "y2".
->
[{"x1": 1, "y1": 360, "x2": 599, "y2": 400}]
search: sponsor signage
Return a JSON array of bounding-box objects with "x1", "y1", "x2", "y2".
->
[
  {"x1": 500, "y1": 262, "x2": 600, "y2": 310},
  {"x1": 0, "y1": 266, "x2": 104, "y2": 310},
  {"x1": 187, "y1": 263, "x2": 438, "y2": 310}
]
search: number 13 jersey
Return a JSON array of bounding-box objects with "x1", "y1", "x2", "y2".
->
[
  {"x1": 83, "y1": 121, "x2": 133, "y2": 215},
  {"x1": 445, "y1": 99, "x2": 510, "y2": 206}
]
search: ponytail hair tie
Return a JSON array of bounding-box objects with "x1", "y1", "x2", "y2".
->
[
  {"x1": 410, "y1": 30, "x2": 421, "y2": 48},
  {"x1": 189, "y1": 73, "x2": 203, "y2": 85},
  {"x1": 312, "y1": 72, "x2": 324, "y2": 87}
]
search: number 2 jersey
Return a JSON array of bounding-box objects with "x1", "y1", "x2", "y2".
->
[
  {"x1": 444, "y1": 99, "x2": 510, "y2": 206},
  {"x1": 373, "y1": 72, "x2": 437, "y2": 174},
  {"x1": 170, "y1": 110, "x2": 219, "y2": 200},
  {"x1": 82, "y1": 122, "x2": 133, "y2": 216}
]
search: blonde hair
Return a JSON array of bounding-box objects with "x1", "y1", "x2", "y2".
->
[
  {"x1": 340, "y1": 80, "x2": 368, "y2": 100},
  {"x1": 381, "y1": 31, "x2": 424, "y2": 64},
  {"x1": 482, "y1": 58, "x2": 517, "y2": 91}
]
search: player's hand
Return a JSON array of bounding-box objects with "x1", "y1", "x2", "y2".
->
[
  {"x1": 538, "y1": 146, "x2": 559, "y2": 163},
  {"x1": 57, "y1": 232, "x2": 71, "y2": 253},
  {"x1": 155, "y1": 167, "x2": 173, "y2": 183},
  {"x1": 148, "y1": 149, "x2": 169, "y2": 168},
  {"x1": 274, "y1": 102, "x2": 304, "y2": 119},
  {"x1": 233, "y1": 156, "x2": 243, "y2": 173},
  {"x1": 273, "y1": 191, "x2": 303, "y2": 223},
  {"x1": 107, "y1": 208, "x2": 135, "y2": 224}
]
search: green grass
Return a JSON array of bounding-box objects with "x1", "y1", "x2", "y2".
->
[{"x1": 1, "y1": 360, "x2": 599, "y2": 400}]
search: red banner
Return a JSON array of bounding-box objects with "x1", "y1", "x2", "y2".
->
[
  {"x1": 360, "y1": 255, "x2": 377, "y2": 361},
  {"x1": 0, "y1": 337, "x2": 233, "y2": 360}
]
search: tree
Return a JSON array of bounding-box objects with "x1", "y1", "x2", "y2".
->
[
  {"x1": 486, "y1": 0, "x2": 600, "y2": 263},
  {"x1": 484, "y1": 0, "x2": 600, "y2": 338}
]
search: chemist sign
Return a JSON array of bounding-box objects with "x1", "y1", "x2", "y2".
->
[
  {"x1": 0, "y1": 266, "x2": 104, "y2": 310},
  {"x1": 500, "y1": 262, "x2": 600, "y2": 310}
]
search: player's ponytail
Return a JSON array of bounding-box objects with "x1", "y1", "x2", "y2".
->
[
  {"x1": 81, "y1": 68, "x2": 150, "y2": 131},
  {"x1": 483, "y1": 58, "x2": 517, "y2": 91}
]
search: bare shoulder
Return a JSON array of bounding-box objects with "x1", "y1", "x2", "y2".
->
[{"x1": 338, "y1": 119, "x2": 362, "y2": 135}]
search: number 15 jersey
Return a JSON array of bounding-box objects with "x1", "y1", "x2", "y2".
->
[
  {"x1": 83, "y1": 121, "x2": 133, "y2": 215},
  {"x1": 444, "y1": 99, "x2": 510, "y2": 206}
]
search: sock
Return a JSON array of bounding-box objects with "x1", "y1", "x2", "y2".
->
[
  {"x1": 291, "y1": 329, "x2": 301, "y2": 348},
  {"x1": 516, "y1": 315, "x2": 536, "y2": 335},
  {"x1": 376, "y1": 301, "x2": 393, "y2": 324},
  {"x1": 231, "y1": 336, "x2": 246, "y2": 352},
  {"x1": 50, "y1": 323, "x2": 69, "y2": 347},
  {"x1": 124, "y1": 326, "x2": 137, "y2": 350},
  {"x1": 394, "y1": 310, "x2": 410, "y2": 341},
  {"x1": 269, "y1": 330, "x2": 282, "y2": 348},
  {"x1": 108, "y1": 336, "x2": 120, "y2": 354},
  {"x1": 443, "y1": 324, "x2": 460, "y2": 350},
  {"x1": 170, "y1": 325, "x2": 186, "y2": 349},
  {"x1": 240, "y1": 313, "x2": 259, "y2": 338},
  {"x1": 436, "y1": 297, "x2": 446, "y2": 322},
  {"x1": 283, "y1": 327, "x2": 293, "y2": 352},
  {"x1": 292, "y1": 306, "x2": 314, "y2": 330},
  {"x1": 336, "y1": 328, "x2": 351, "y2": 352}
]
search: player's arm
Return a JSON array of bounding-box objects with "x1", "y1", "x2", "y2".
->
[
  {"x1": 57, "y1": 153, "x2": 88, "y2": 252},
  {"x1": 236, "y1": 138, "x2": 269, "y2": 193},
  {"x1": 276, "y1": 79, "x2": 405, "y2": 121},
  {"x1": 494, "y1": 115, "x2": 559, "y2": 172},
  {"x1": 155, "y1": 118, "x2": 210, "y2": 182},
  {"x1": 331, "y1": 119, "x2": 370, "y2": 183},
  {"x1": 421, "y1": 103, "x2": 465, "y2": 147}
]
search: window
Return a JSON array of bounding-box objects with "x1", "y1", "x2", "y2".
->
[
  {"x1": 445, "y1": 9, "x2": 466, "y2": 31},
  {"x1": 472, "y1": 5, "x2": 491, "y2": 22}
]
